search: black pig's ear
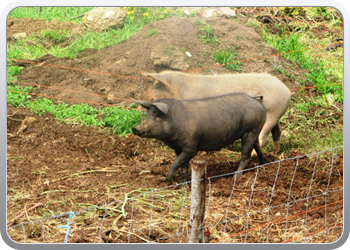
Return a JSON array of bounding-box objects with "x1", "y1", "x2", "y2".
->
[
  {"x1": 131, "y1": 98, "x2": 153, "y2": 109},
  {"x1": 152, "y1": 102, "x2": 170, "y2": 115}
]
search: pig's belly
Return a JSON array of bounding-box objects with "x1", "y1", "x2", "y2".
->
[{"x1": 197, "y1": 135, "x2": 240, "y2": 151}]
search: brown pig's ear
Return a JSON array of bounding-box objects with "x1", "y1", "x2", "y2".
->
[
  {"x1": 146, "y1": 73, "x2": 170, "y2": 88},
  {"x1": 152, "y1": 102, "x2": 170, "y2": 115},
  {"x1": 131, "y1": 98, "x2": 153, "y2": 109}
]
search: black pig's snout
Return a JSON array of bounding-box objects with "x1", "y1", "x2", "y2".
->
[{"x1": 132, "y1": 127, "x2": 139, "y2": 135}]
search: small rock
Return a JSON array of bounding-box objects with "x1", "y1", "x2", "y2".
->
[
  {"x1": 151, "y1": 45, "x2": 191, "y2": 71},
  {"x1": 82, "y1": 7, "x2": 127, "y2": 31},
  {"x1": 107, "y1": 93, "x2": 116, "y2": 102},
  {"x1": 183, "y1": 7, "x2": 202, "y2": 16},
  {"x1": 200, "y1": 7, "x2": 236, "y2": 18},
  {"x1": 217, "y1": 7, "x2": 236, "y2": 17},
  {"x1": 12, "y1": 32, "x2": 27, "y2": 40},
  {"x1": 183, "y1": 7, "x2": 236, "y2": 18}
]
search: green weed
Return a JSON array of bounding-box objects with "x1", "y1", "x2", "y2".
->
[
  {"x1": 163, "y1": 46, "x2": 178, "y2": 56},
  {"x1": 7, "y1": 85, "x2": 32, "y2": 107},
  {"x1": 194, "y1": 20, "x2": 204, "y2": 25},
  {"x1": 101, "y1": 106, "x2": 141, "y2": 136},
  {"x1": 25, "y1": 98, "x2": 141, "y2": 135},
  {"x1": 197, "y1": 23, "x2": 221, "y2": 45},
  {"x1": 147, "y1": 28, "x2": 160, "y2": 37},
  {"x1": 212, "y1": 45, "x2": 242, "y2": 71},
  {"x1": 7, "y1": 82, "x2": 141, "y2": 136}
]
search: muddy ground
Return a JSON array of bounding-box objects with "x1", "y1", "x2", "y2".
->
[{"x1": 6, "y1": 10, "x2": 343, "y2": 243}]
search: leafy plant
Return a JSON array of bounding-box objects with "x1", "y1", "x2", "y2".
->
[
  {"x1": 102, "y1": 106, "x2": 141, "y2": 136},
  {"x1": 197, "y1": 24, "x2": 221, "y2": 45},
  {"x1": 7, "y1": 85, "x2": 32, "y2": 107},
  {"x1": 26, "y1": 97, "x2": 141, "y2": 135}
]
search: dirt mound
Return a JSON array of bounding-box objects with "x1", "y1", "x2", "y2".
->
[
  {"x1": 7, "y1": 17, "x2": 83, "y2": 38},
  {"x1": 14, "y1": 16, "x2": 298, "y2": 106}
]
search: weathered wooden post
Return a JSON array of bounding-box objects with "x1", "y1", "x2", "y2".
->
[{"x1": 189, "y1": 159, "x2": 208, "y2": 243}]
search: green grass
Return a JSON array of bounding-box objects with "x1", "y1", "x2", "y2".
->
[
  {"x1": 7, "y1": 85, "x2": 33, "y2": 107},
  {"x1": 7, "y1": 7, "x2": 175, "y2": 60},
  {"x1": 9, "y1": 93, "x2": 141, "y2": 136},
  {"x1": 147, "y1": 28, "x2": 160, "y2": 37},
  {"x1": 277, "y1": 96, "x2": 343, "y2": 154},
  {"x1": 241, "y1": 7, "x2": 343, "y2": 154},
  {"x1": 6, "y1": 7, "x2": 168, "y2": 135},
  {"x1": 197, "y1": 23, "x2": 221, "y2": 45},
  {"x1": 261, "y1": 26, "x2": 343, "y2": 103},
  {"x1": 9, "y1": 7, "x2": 93, "y2": 22},
  {"x1": 7, "y1": 20, "x2": 146, "y2": 60},
  {"x1": 212, "y1": 46, "x2": 243, "y2": 71}
]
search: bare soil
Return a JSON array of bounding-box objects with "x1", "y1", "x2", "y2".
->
[
  {"x1": 6, "y1": 12, "x2": 343, "y2": 243},
  {"x1": 8, "y1": 15, "x2": 302, "y2": 105}
]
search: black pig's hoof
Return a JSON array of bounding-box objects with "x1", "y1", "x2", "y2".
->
[{"x1": 166, "y1": 173, "x2": 174, "y2": 184}]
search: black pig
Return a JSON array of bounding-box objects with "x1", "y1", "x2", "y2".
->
[{"x1": 132, "y1": 93, "x2": 267, "y2": 183}]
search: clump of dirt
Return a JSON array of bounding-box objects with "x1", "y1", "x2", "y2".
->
[{"x1": 12, "y1": 16, "x2": 300, "y2": 106}]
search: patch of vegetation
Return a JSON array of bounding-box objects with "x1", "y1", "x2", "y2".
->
[
  {"x1": 261, "y1": 23, "x2": 343, "y2": 103},
  {"x1": 212, "y1": 45, "x2": 242, "y2": 71},
  {"x1": 9, "y1": 7, "x2": 93, "y2": 22},
  {"x1": 278, "y1": 95, "x2": 343, "y2": 154},
  {"x1": 7, "y1": 83, "x2": 141, "y2": 136},
  {"x1": 147, "y1": 28, "x2": 160, "y2": 37},
  {"x1": 194, "y1": 19, "x2": 204, "y2": 25},
  {"x1": 163, "y1": 46, "x2": 178, "y2": 56},
  {"x1": 7, "y1": 7, "x2": 177, "y2": 60},
  {"x1": 7, "y1": 21, "x2": 144, "y2": 60},
  {"x1": 7, "y1": 7, "x2": 172, "y2": 136},
  {"x1": 197, "y1": 23, "x2": 221, "y2": 45},
  {"x1": 7, "y1": 85, "x2": 32, "y2": 107},
  {"x1": 236, "y1": 7, "x2": 343, "y2": 153}
]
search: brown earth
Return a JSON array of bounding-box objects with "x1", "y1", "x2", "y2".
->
[
  {"x1": 8, "y1": 15, "x2": 302, "y2": 106},
  {"x1": 6, "y1": 12, "x2": 343, "y2": 244}
]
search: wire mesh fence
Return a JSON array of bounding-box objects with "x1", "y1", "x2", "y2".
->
[{"x1": 7, "y1": 146, "x2": 343, "y2": 243}]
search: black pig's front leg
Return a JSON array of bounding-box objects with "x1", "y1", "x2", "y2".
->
[{"x1": 166, "y1": 148, "x2": 197, "y2": 183}]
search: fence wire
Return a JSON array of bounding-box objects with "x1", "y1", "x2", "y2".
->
[{"x1": 7, "y1": 146, "x2": 343, "y2": 243}]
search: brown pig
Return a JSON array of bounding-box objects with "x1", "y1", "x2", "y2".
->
[
  {"x1": 141, "y1": 71, "x2": 291, "y2": 154},
  {"x1": 132, "y1": 93, "x2": 267, "y2": 183}
]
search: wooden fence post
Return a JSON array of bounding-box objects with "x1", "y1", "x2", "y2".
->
[{"x1": 189, "y1": 159, "x2": 208, "y2": 243}]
